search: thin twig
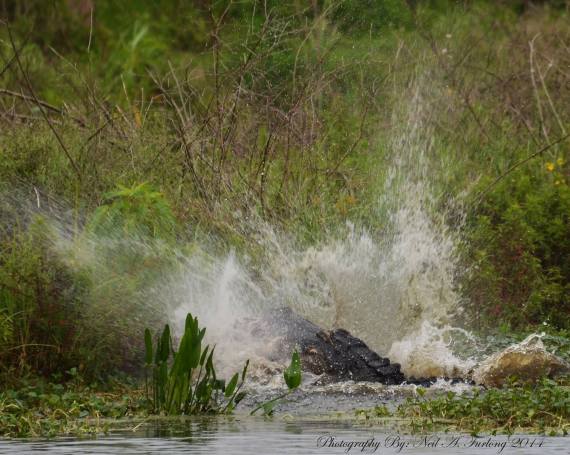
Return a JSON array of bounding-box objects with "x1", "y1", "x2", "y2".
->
[
  {"x1": 471, "y1": 132, "x2": 570, "y2": 208},
  {"x1": 0, "y1": 88, "x2": 64, "y2": 115},
  {"x1": 4, "y1": 21, "x2": 82, "y2": 180}
]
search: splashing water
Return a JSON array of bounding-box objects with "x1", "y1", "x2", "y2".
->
[
  {"x1": 218, "y1": 81, "x2": 476, "y2": 377},
  {"x1": 1, "y1": 79, "x2": 477, "y2": 380}
]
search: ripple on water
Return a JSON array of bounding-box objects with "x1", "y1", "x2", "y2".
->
[{"x1": 1, "y1": 418, "x2": 569, "y2": 455}]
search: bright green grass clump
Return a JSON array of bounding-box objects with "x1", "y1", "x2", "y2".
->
[{"x1": 144, "y1": 313, "x2": 249, "y2": 415}]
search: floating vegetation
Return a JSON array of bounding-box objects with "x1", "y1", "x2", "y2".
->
[{"x1": 395, "y1": 378, "x2": 570, "y2": 435}]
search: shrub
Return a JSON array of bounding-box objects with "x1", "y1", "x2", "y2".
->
[
  {"x1": 0, "y1": 216, "x2": 84, "y2": 376},
  {"x1": 465, "y1": 161, "x2": 570, "y2": 330},
  {"x1": 87, "y1": 182, "x2": 177, "y2": 241}
]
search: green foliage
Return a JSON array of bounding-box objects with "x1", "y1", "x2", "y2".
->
[
  {"x1": 145, "y1": 313, "x2": 249, "y2": 415},
  {"x1": 0, "y1": 377, "x2": 147, "y2": 438},
  {"x1": 251, "y1": 349, "x2": 302, "y2": 416},
  {"x1": 284, "y1": 350, "x2": 302, "y2": 389},
  {"x1": 397, "y1": 378, "x2": 570, "y2": 435},
  {"x1": 0, "y1": 184, "x2": 178, "y2": 380},
  {"x1": 355, "y1": 404, "x2": 390, "y2": 419},
  {"x1": 0, "y1": 216, "x2": 84, "y2": 376},
  {"x1": 1, "y1": 0, "x2": 570, "y2": 385},
  {"x1": 465, "y1": 160, "x2": 570, "y2": 330},
  {"x1": 87, "y1": 183, "x2": 177, "y2": 241},
  {"x1": 332, "y1": 0, "x2": 413, "y2": 33}
]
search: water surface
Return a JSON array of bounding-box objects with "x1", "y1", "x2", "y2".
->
[{"x1": 1, "y1": 416, "x2": 568, "y2": 455}]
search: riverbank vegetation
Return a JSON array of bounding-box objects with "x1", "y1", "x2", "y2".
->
[
  {"x1": 0, "y1": 0, "x2": 569, "y2": 437},
  {"x1": 356, "y1": 377, "x2": 570, "y2": 436},
  {"x1": 0, "y1": 376, "x2": 147, "y2": 438}
]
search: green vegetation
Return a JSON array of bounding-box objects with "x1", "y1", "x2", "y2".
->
[
  {"x1": 0, "y1": 376, "x2": 147, "y2": 438},
  {"x1": 353, "y1": 378, "x2": 570, "y2": 435},
  {"x1": 145, "y1": 313, "x2": 248, "y2": 415},
  {"x1": 398, "y1": 378, "x2": 570, "y2": 436},
  {"x1": 2, "y1": 1, "x2": 569, "y2": 382},
  {"x1": 250, "y1": 350, "x2": 302, "y2": 416},
  {"x1": 0, "y1": 0, "x2": 569, "y2": 438}
]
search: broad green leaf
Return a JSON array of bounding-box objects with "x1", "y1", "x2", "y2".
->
[
  {"x1": 144, "y1": 328, "x2": 153, "y2": 365},
  {"x1": 283, "y1": 350, "x2": 301, "y2": 390},
  {"x1": 225, "y1": 373, "x2": 239, "y2": 398},
  {"x1": 160, "y1": 324, "x2": 171, "y2": 362}
]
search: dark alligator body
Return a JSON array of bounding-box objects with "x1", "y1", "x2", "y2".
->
[
  {"x1": 251, "y1": 306, "x2": 405, "y2": 384},
  {"x1": 249, "y1": 306, "x2": 471, "y2": 386}
]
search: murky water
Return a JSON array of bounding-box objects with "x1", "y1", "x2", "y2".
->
[{"x1": 1, "y1": 416, "x2": 568, "y2": 455}]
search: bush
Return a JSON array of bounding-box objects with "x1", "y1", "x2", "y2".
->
[
  {"x1": 465, "y1": 158, "x2": 570, "y2": 330},
  {"x1": 332, "y1": 0, "x2": 413, "y2": 33},
  {"x1": 0, "y1": 216, "x2": 85, "y2": 376}
]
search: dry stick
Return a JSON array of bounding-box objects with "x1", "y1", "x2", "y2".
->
[
  {"x1": 4, "y1": 22, "x2": 82, "y2": 181},
  {"x1": 0, "y1": 88, "x2": 86, "y2": 127},
  {"x1": 87, "y1": 5, "x2": 94, "y2": 53},
  {"x1": 472, "y1": 132, "x2": 570, "y2": 208},
  {"x1": 256, "y1": 131, "x2": 274, "y2": 217},
  {"x1": 0, "y1": 88, "x2": 64, "y2": 115},
  {"x1": 535, "y1": 51, "x2": 567, "y2": 136},
  {"x1": 529, "y1": 35, "x2": 549, "y2": 142}
]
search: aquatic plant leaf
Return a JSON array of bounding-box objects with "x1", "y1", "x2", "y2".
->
[
  {"x1": 144, "y1": 328, "x2": 153, "y2": 365},
  {"x1": 225, "y1": 373, "x2": 238, "y2": 398},
  {"x1": 159, "y1": 324, "x2": 171, "y2": 362},
  {"x1": 284, "y1": 350, "x2": 302, "y2": 390},
  {"x1": 206, "y1": 348, "x2": 215, "y2": 375},
  {"x1": 262, "y1": 401, "x2": 276, "y2": 416},
  {"x1": 234, "y1": 391, "x2": 246, "y2": 405},
  {"x1": 200, "y1": 345, "x2": 210, "y2": 366},
  {"x1": 214, "y1": 379, "x2": 226, "y2": 391},
  {"x1": 189, "y1": 334, "x2": 203, "y2": 368},
  {"x1": 241, "y1": 359, "x2": 250, "y2": 381},
  {"x1": 143, "y1": 313, "x2": 248, "y2": 416},
  {"x1": 185, "y1": 313, "x2": 198, "y2": 337}
]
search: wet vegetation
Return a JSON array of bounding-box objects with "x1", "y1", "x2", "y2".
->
[
  {"x1": 0, "y1": 0, "x2": 569, "y2": 438},
  {"x1": 0, "y1": 376, "x2": 147, "y2": 438},
  {"x1": 399, "y1": 378, "x2": 570, "y2": 436},
  {"x1": 145, "y1": 313, "x2": 249, "y2": 415},
  {"x1": 250, "y1": 350, "x2": 302, "y2": 416},
  {"x1": 357, "y1": 377, "x2": 570, "y2": 436}
]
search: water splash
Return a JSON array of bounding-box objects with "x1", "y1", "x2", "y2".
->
[
  {"x1": 1, "y1": 78, "x2": 476, "y2": 380},
  {"x1": 229, "y1": 81, "x2": 474, "y2": 376}
]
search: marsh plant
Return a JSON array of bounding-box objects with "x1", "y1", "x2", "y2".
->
[
  {"x1": 250, "y1": 350, "x2": 302, "y2": 416},
  {"x1": 144, "y1": 313, "x2": 249, "y2": 415}
]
